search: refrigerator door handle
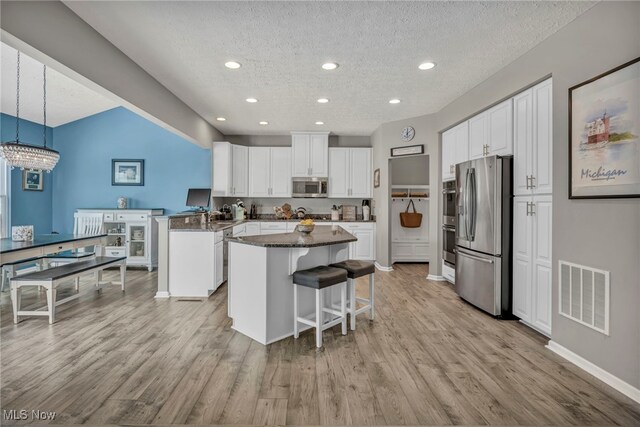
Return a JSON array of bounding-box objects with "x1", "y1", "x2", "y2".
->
[
  {"x1": 463, "y1": 169, "x2": 470, "y2": 240},
  {"x1": 468, "y1": 168, "x2": 477, "y2": 241},
  {"x1": 457, "y1": 247, "x2": 494, "y2": 264}
]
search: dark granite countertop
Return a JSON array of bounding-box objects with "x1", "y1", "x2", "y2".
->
[
  {"x1": 227, "y1": 225, "x2": 356, "y2": 248},
  {"x1": 169, "y1": 220, "x2": 244, "y2": 232}
]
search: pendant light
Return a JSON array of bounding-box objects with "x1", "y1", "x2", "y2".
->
[{"x1": 0, "y1": 51, "x2": 60, "y2": 172}]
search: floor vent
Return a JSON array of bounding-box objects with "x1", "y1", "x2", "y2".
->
[{"x1": 559, "y1": 260, "x2": 609, "y2": 335}]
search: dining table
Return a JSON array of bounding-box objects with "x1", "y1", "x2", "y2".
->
[{"x1": 0, "y1": 234, "x2": 107, "y2": 265}]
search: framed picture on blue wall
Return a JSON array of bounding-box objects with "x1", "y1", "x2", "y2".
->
[
  {"x1": 23, "y1": 169, "x2": 43, "y2": 191},
  {"x1": 112, "y1": 159, "x2": 145, "y2": 186}
]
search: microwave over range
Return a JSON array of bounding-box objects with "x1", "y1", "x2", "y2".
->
[{"x1": 292, "y1": 177, "x2": 328, "y2": 198}]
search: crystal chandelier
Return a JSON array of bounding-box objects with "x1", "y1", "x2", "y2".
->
[{"x1": 0, "y1": 51, "x2": 60, "y2": 172}]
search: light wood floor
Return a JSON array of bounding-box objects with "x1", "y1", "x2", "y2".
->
[{"x1": 1, "y1": 263, "x2": 639, "y2": 425}]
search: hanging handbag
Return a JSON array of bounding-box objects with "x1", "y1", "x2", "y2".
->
[{"x1": 400, "y1": 199, "x2": 422, "y2": 228}]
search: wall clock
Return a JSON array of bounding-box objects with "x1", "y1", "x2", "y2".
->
[{"x1": 401, "y1": 126, "x2": 415, "y2": 142}]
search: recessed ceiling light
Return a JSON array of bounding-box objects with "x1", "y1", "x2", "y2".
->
[
  {"x1": 317, "y1": 98, "x2": 329, "y2": 103},
  {"x1": 322, "y1": 62, "x2": 338, "y2": 70},
  {"x1": 418, "y1": 62, "x2": 436, "y2": 70},
  {"x1": 225, "y1": 61, "x2": 241, "y2": 69},
  {"x1": 389, "y1": 99, "x2": 401, "y2": 104},
  {"x1": 216, "y1": 117, "x2": 226, "y2": 121},
  {"x1": 246, "y1": 98, "x2": 258, "y2": 103},
  {"x1": 259, "y1": 121, "x2": 269, "y2": 125},
  {"x1": 315, "y1": 121, "x2": 324, "y2": 125}
]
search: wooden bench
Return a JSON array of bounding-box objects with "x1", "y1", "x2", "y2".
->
[{"x1": 10, "y1": 256, "x2": 127, "y2": 324}]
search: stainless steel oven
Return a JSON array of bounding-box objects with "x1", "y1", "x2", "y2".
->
[
  {"x1": 442, "y1": 180, "x2": 456, "y2": 226},
  {"x1": 442, "y1": 224, "x2": 456, "y2": 267}
]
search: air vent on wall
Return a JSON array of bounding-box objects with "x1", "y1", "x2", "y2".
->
[{"x1": 559, "y1": 260, "x2": 610, "y2": 335}]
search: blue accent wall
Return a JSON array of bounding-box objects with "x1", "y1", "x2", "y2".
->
[
  {"x1": 52, "y1": 107, "x2": 210, "y2": 233},
  {"x1": 0, "y1": 113, "x2": 54, "y2": 234}
]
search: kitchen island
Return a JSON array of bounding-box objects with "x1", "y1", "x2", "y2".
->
[{"x1": 227, "y1": 225, "x2": 356, "y2": 345}]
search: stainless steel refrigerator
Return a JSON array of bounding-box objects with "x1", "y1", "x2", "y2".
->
[{"x1": 455, "y1": 155, "x2": 512, "y2": 317}]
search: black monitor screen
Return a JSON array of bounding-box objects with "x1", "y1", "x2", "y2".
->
[{"x1": 186, "y1": 188, "x2": 211, "y2": 208}]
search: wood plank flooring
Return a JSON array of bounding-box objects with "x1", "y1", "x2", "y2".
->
[{"x1": 1, "y1": 263, "x2": 639, "y2": 425}]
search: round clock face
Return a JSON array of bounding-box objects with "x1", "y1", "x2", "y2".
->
[{"x1": 401, "y1": 126, "x2": 415, "y2": 142}]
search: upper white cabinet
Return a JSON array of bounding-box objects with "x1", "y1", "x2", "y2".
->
[
  {"x1": 249, "y1": 147, "x2": 292, "y2": 197},
  {"x1": 291, "y1": 132, "x2": 329, "y2": 177},
  {"x1": 441, "y1": 121, "x2": 469, "y2": 181},
  {"x1": 469, "y1": 99, "x2": 513, "y2": 159},
  {"x1": 514, "y1": 79, "x2": 553, "y2": 196},
  {"x1": 212, "y1": 142, "x2": 249, "y2": 197},
  {"x1": 329, "y1": 148, "x2": 372, "y2": 198}
]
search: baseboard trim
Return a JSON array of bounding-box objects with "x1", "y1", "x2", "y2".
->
[
  {"x1": 154, "y1": 291, "x2": 170, "y2": 299},
  {"x1": 374, "y1": 262, "x2": 393, "y2": 272},
  {"x1": 546, "y1": 340, "x2": 640, "y2": 404},
  {"x1": 426, "y1": 274, "x2": 446, "y2": 281}
]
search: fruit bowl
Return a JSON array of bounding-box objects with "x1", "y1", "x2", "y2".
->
[{"x1": 297, "y1": 220, "x2": 315, "y2": 234}]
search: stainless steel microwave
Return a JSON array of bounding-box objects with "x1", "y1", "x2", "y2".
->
[{"x1": 292, "y1": 177, "x2": 328, "y2": 198}]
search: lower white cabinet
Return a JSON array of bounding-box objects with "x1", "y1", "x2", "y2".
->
[
  {"x1": 169, "y1": 231, "x2": 219, "y2": 297},
  {"x1": 339, "y1": 223, "x2": 376, "y2": 261},
  {"x1": 392, "y1": 243, "x2": 429, "y2": 263},
  {"x1": 512, "y1": 195, "x2": 552, "y2": 336},
  {"x1": 215, "y1": 240, "x2": 223, "y2": 288},
  {"x1": 245, "y1": 222, "x2": 261, "y2": 236},
  {"x1": 77, "y1": 208, "x2": 163, "y2": 271},
  {"x1": 260, "y1": 222, "x2": 287, "y2": 235}
]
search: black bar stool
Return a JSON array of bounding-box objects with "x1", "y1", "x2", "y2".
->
[
  {"x1": 293, "y1": 265, "x2": 348, "y2": 348},
  {"x1": 330, "y1": 260, "x2": 375, "y2": 330}
]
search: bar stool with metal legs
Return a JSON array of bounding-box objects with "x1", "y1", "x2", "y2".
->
[
  {"x1": 330, "y1": 260, "x2": 375, "y2": 330},
  {"x1": 293, "y1": 265, "x2": 348, "y2": 348}
]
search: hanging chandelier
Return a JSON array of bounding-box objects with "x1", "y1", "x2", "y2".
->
[{"x1": 0, "y1": 51, "x2": 60, "y2": 172}]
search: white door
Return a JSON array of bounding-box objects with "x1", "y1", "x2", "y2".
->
[
  {"x1": 329, "y1": 148, "x2": 349, "y2": 197},
  {"x1": 442, "y1": 128, "x2": 456, "y2": 181},
  {"x1": 487, "y1": 99, "x2": 513, "y2": 156},
  {"x1": 513, "y1": 89, "x2": 533, "y2": 196},
  {"x1": 512, "y1": 197, "x2": 533, "y2": 322},
  {"x1": 454, "y1": 121, "x2": 469, "y2": 165},
  {"x1": 126, "y1": 221, "x2": 148, "y2": 264},
  {"x1": 349, "y1": 148, "x2": 372, "y2": 198},
  {"x1": 215, "y1": 241, "x2": 223, "y2": 287},
  {"x1": 291, "y1": 134, "x2": 310, "y2": 176},
  {"x1": 468, "y1": 113, "x2": 488, "y2": 160},
  {"x1": 232, "y1": 145, "x2": 248, "y2": 196},
  {"x1": 533, "y1": 79, "x2": 553, "y2": 195},
  {"x1": 350, "y1": 229, "x2": 375, "y2": 260},
  {"x1": 532, "y1": 195, "x2": 552, "y2": 335},
  {"x1": 270, "y1": 147, "x2": 292, "y2": 197},
  {"x1": 309, "y1": 134, "x2": 328, "y2": 176},
  {"x1": 248, "y1": 147, "x2": 270, "y2": 197}
]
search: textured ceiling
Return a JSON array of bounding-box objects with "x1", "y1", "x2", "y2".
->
[
  {"x1": 0, "y1": 43, "x2": 118, "y2": 128},
  {"x1": 64, "y1": 1, "x2": 594, "y2": 136}
]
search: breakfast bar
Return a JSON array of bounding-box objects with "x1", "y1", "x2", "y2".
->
[{"x1": 227, "y1": 225, "x2": 356, "y2": 345}]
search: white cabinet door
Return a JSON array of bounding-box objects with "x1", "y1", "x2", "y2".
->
[
  {"x1": 215, "y1": 241, "x2": 223, "y2": 288},
  {"x1": 512, "y1": 197, "x2": 532, "y2": 322},
  {"x1": 248, "y1": 147, "x2": 270, "y2": 197},
  {"x1": 513, "y1": 89, "x2": 533, "y2": 196},
  {"x1": 291, "y1": 134, "x2": 310, "y2": 176},
  {"x1": 350, "y1": 228, "x2": 375, "y2": 260},
  {"x1": 533, "y1": 79, "x2": 553, "y2": 195},
  {"x1": 260, "y1": 222, "x2": 287, "y2": 235},
  {"x1": 442, "y1": 128, "x2": 456, "y2": 181},
  {"x1": 245, "y1": 223, "x2": 261, "y2": 236},
  {"x1": 487, "y1": 99, "x2": 513, "y2": 156},
  {"x1": 231, "y1": 145, "x2": 248, "y2": 196},
  {"x1": 454, "y1": 121, "x2": 469, "y2": 166},
  {"x1": 212, "y1": 142, "x2": 232, "y2": 196},
  {"x1": 270, "y1": 147, "x2": 292, "y2": 197},
  {"x1": 468, "y1": 112, "x2": 488, "y2": 160},
  {"x1": 350, "y1": 148, "x2": 372, "y2": 198},
  {"x1": 329, "y1": 148, "x2": 349, "y2": 197},
  {"x1": 309, "y1": 134, "x2": 328, "y2": 176},
  {"x1": 532, "y1": 195, "x2": 552, "y2": 335}
]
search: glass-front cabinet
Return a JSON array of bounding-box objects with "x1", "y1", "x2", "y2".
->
[{"x1": 77, "y1": 208, "x2": 164, "y2": 271}]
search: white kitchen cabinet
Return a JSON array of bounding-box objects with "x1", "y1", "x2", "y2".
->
[
  {"x1": 245, "y1": 222, "x2": 261, "y2": 236},
  {"x1": 77, "y1": 208, "x2": 162, "y2": 271},
  {"x1": 329, "y1": 148, "x2": 372, "y2": 198},
  {"x1": 215, "y1": 240, "x2": 224, "y2": 288},
  {"x1": 260, "y1": 222, "x2": 287, "y2": 235},
  {"x1": 248, "y1": 147, "x2": 292, "y2": 197},
  {"x1": 469, "y1": 99, "x2": 513, "y2": 159},
  {"x1": 441, "y1": 122, "x2": 468, "y2": 181},
  {"x1": 291, "y1": 132, "x2": 329, "y2": 177},
  {"x1": 514, "y1": 79, "x2": 553, "y2": 196},
  {"x1": 232, "y1": 224, "x2": 246, "y2": 237},
  {"x1": 212, "y1": 142, "x2": 249, "y2": 197},
  {"x1": 512, "y1": 194, "x2": 552, "y2": 336},
  {"x1": 340, "y1": 222, "x2": 376, "y2": 261}
]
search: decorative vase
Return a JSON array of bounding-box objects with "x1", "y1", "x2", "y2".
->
[{"x1": 117, "y1": 197, "x2": 128, "y2": 209}]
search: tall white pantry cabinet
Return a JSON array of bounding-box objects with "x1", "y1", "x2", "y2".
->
[{"x1": 512, "y1": 78, "x2": 553, "y2": 336}]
